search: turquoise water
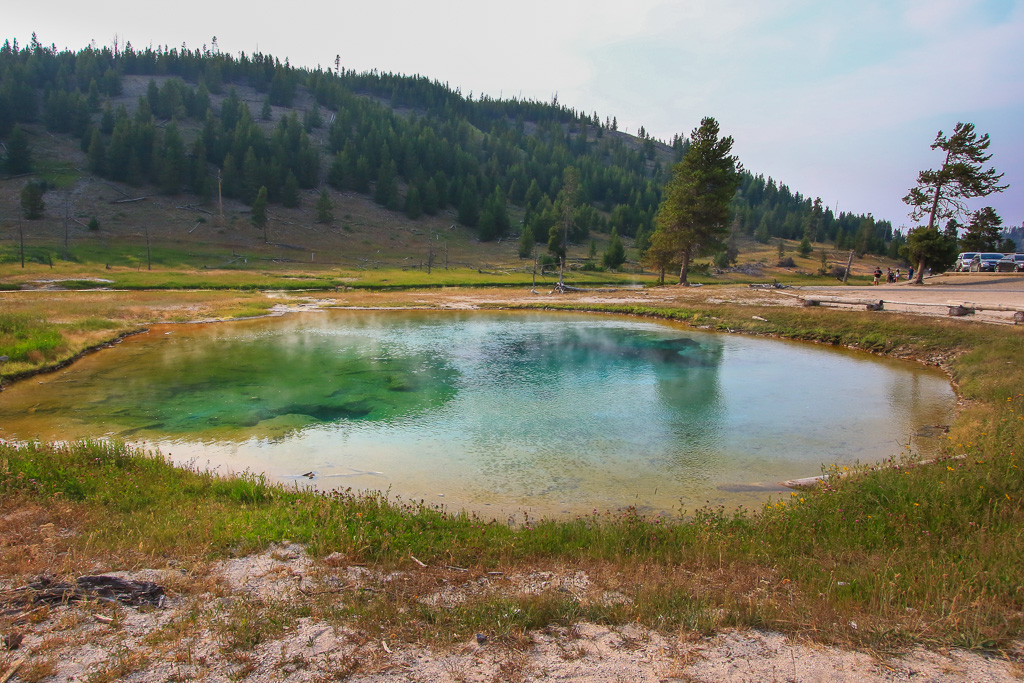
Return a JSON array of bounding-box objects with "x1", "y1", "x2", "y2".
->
[{"x1": 0, "y1": 310, "x2": 955, "y2": 516}]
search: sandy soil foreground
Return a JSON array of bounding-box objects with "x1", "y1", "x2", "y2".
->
[{"x1": 2, "y1": 543, "x2": 1021, "y2": 683}]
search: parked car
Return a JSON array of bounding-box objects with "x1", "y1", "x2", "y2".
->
[
  {"x1": 995, "y1": 254, "x2": 1024, "y2": 272},
  {"x1": 968, "y1": 253, "x2": 1006, "y2": 272},
  {"x1": 954, "y1": 252, "x2": 978, "y2": 271}
]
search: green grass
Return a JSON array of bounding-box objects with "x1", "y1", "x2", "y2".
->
[
  {"x1": 37, "y1": 162, "x2": 82, "y2": 189},
  {"x1": 1, "y1": 244, "x2": 875, "y2": 291},
  {"x1": 0, "y1": 312, "x2": 68, "y2": 363}
]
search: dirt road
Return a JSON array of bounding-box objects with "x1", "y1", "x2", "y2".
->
[{"x1": 382, "y1": 273, "x2": 1024, "y2": 326}]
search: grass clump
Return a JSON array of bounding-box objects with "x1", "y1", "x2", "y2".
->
[{"x1": 0, "y1": 313, "x2": 68, "y2": 363}]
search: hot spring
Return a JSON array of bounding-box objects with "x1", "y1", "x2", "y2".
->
[{"x1": 0, "y1": 310, "x2": 955, "y2": 516}]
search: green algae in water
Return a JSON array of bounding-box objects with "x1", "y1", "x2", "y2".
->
[{"x1": 5, "y1": 315, "x2": 459, "y2": 440}]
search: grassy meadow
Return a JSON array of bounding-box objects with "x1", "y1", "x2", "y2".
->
[{"x1": 1, "y1": 276, "x2": 1023, "y2": 655}]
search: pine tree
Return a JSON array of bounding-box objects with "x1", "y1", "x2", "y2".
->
[
  {"x1": 374, "y1": 160, "x2": 398, "y2": 210},
  {"x1": 458, "y1": 187, "x2": 480, "y2": 228},
  {"x1": 550, "y1": 167, "x2": 580, "y2": 272},
  {"x1": 651, "y1": 117, "x2": 739, "y2": 285},
  {"x1": 251, "y1": 185, "x2": 268, "y2": 241},
  {"x1": 517, "y1": 225, "x2": 535, "y2": 259},
  {"x1": 189, "y1": 139, "x2": 210, "y2": 199},
  {"x1": 404, "y1": 185, "x2": 422, "y2": 219},
  {"x1": 634, "y1": 225, "x2": 651, "y2": 260},
  {"x1": 602, "y1": 228, "x2": 626, "y2": 270},
  {"x1": 281, "y1": 171, "x2": 301, "y2": 208},
  {"x1": 241, "y1": 147, "x2": 261, "y2": 204},
  {"x1": 158, "y1": 122, "x2": 186, "y2": 195},
  {"x1": 524, "y1": 179, "x2": 542, "y2": 209},
  {"x1": 421, "y1": 178, "x2": 439, "y2": 215},
  {"x1": 958, "y1": 206, "x2": 1003, "y2": 251},
  {"x1": 87, "y1": 128, "x2": 105, "y2": 175},
  {"x1": 353, "y1": 156, "x2": 371, "y2": 193},
  {"x1": 327, "y1": 153, "x2": 348, "y2": 190},
  {"x1": 20, "y1": 180, "x2": 45, "y2": 219},
  {"x1": 100, "y1": 103, "x2": 115, "y2": 134},
  {"x1": 798, "y1": 235, "x2": 812, "y2": 258},
  {"x1": 903, "y1": 122, "x2": 1007, "y2": 283},
  {"x1": 901, "y1": 225, "x2": 958, "y2": 276},
  {"x1": 4, "y1": 125, "x2": 32, "y2": 174},
  {"x1": 86, "y1": 80, "x2": 101, "y2": 111},
  {"x1": 477, "y1": 187, "x2": 510, "y2": 241},
  {"x1": 804, "y1": 197, "x2": 824, "y2": 242},
  {"x1": 303, "y1": 103, "x2": 322, "y2": 131},
  {"x1": 315, "y1": 188, "x2": 334, "y2": 224},
  {"x1": 834, "y1": 227, "x2": 846, "y2": 250},
  {"x1": 547, "y1": 223, "x2": 565, "y2": 262}
]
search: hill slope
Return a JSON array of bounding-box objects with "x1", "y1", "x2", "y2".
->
[{"x1": 0, "y1": 39, "x2": 894, "y2": 274}]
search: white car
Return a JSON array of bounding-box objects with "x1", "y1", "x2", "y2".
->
[{"x1": 954, "y1": 252, "x2": 978, "y2": 271}]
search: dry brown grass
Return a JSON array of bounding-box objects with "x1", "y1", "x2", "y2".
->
[
  {"x1": 0, "y1": 289, "x2": 270, "y2": 324},
  {"x1": 10, "y1": 656, "x2": 57, "y2": 683},
  {"x1": 0, "y1": 499, "x2": 96, "y2": 579}
]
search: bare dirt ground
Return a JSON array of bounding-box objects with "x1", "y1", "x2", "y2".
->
[
  {"x1": 2, "y1": 543, "x2": 1021, "y2": 683},
  {"x1": 289, "y1": 272, "x2": 1024, "y2": 326}
]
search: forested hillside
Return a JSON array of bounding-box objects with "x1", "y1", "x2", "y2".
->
[{"x1": 0, "y1": 36, "x2": 899, "y2": 267}]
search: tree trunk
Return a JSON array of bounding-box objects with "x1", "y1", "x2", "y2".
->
[
  {"x1": 912, "y1": 257, "x2": 926, "y2": 284},
  {"x1": 925, "y1": 150, "x2": 952, "y2": 232},
  {"x1": 678, "y1": 250, "x2": 690, "y2": 286},
  {"x1": 913, "y1": 149, "x2": 951, "y2": 286}
]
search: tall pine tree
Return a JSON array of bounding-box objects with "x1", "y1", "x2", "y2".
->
[
  {"x1": 650, "y1": 117, "x2": 739, "y2": 285},
  {"x1": 903, "y1": 122, "x2": 1007, "y2": 283}
]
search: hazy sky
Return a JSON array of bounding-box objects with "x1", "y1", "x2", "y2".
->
[{"x1": 7, "y1": 0, "x2": 1023, "y2": 228}]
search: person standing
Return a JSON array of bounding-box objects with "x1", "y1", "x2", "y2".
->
[{"x1": 873, "y1": 266, "x2": 882, "y2": 285}]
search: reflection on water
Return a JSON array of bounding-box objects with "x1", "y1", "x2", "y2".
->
[{"x1": 0, "y1": 310, "x2": 956, "y2": 517}]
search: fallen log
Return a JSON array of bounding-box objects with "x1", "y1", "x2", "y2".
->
[
  {"x1": 781, "y1": 454, "x2": 965, "y2": 489},
  {"x1": 5, "y1": 575, "x2": 165, "y2": 608},
  {"x1": 0, "y1": 658, "x2": 23, "y2": 683},
  {"x1": 946, "y1": 300, "x2": 1024, "y2": 312},
  {"x1": 177, "y1": 204, "x2": 213, "y2": 215},
  {"x1": 801, "y1": 296, "x2": 884, "y2": 310}
]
